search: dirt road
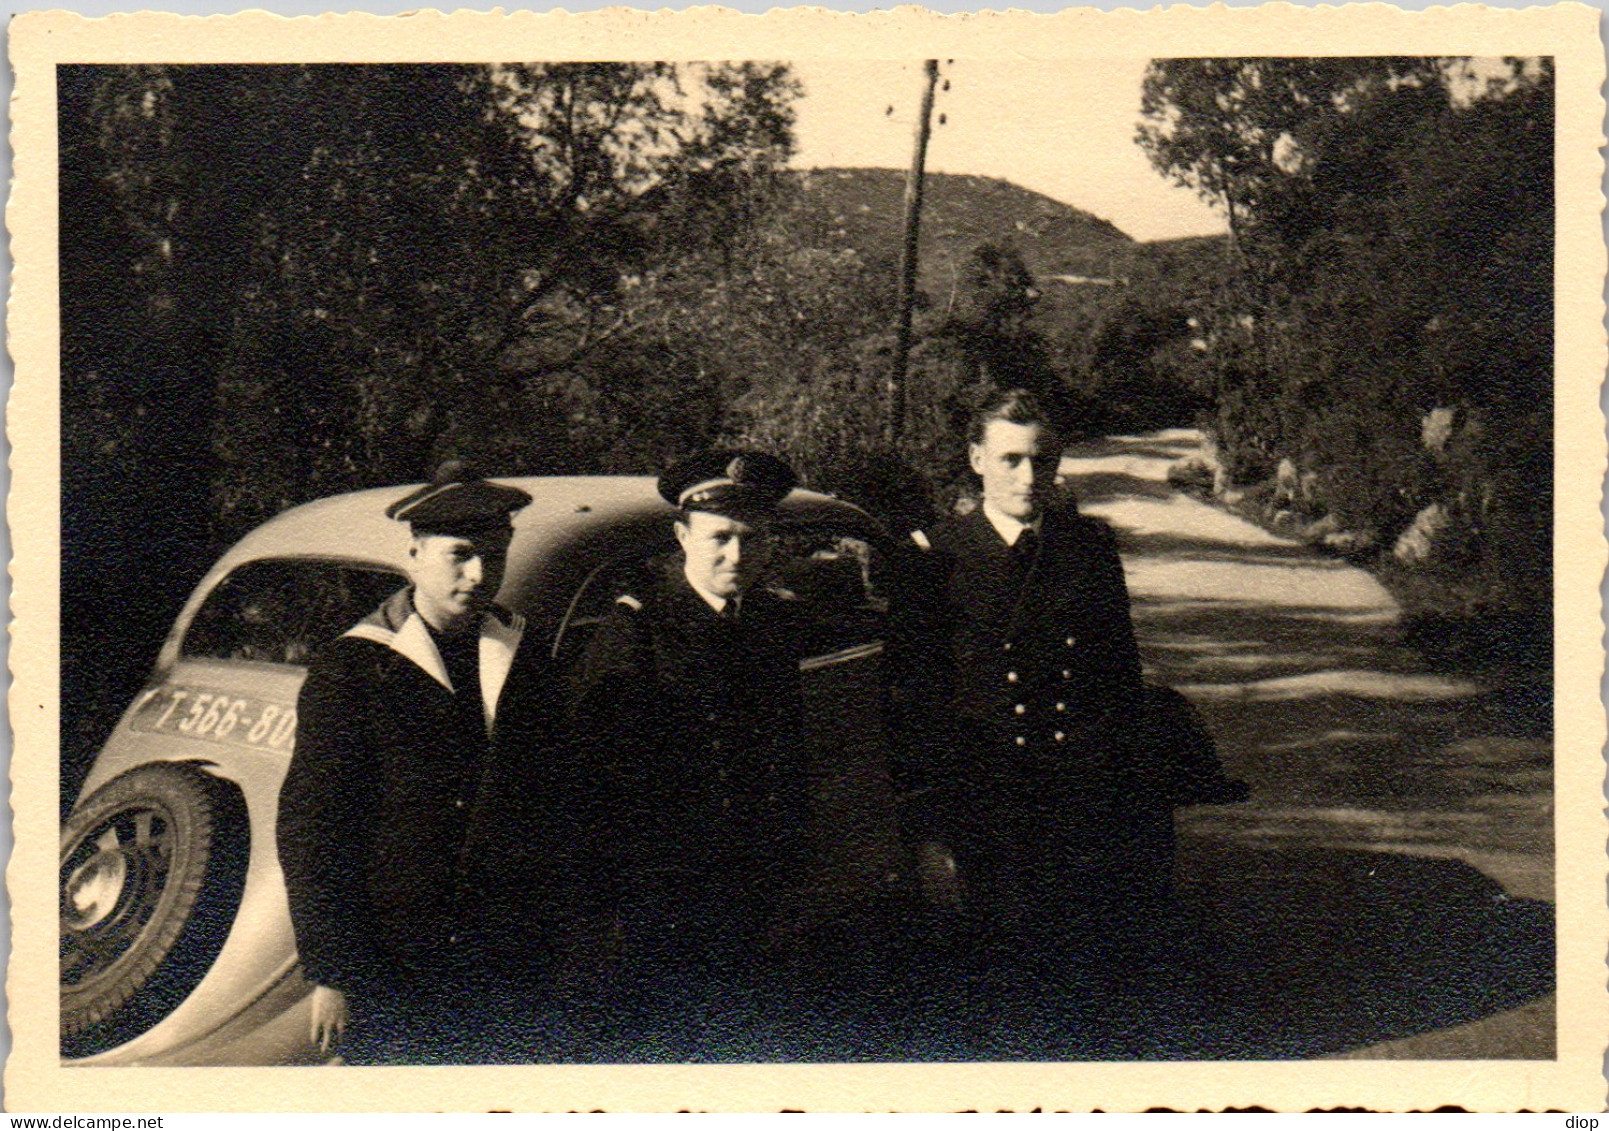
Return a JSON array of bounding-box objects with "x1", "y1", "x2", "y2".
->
[
  {"x1": 1066, "y1": 429, "x2": 1554, "y2": 1059},
  {"x1": 609, "y1": 429, "x2": 1553, "y2": 1063}
]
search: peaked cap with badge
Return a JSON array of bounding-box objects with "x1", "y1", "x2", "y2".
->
[
  {"x1": 387, "y1": 459, "x2": 532, "y2": 536},
  {"x1": 658, "y1": 449, "x2": 796, "y2": 517}
]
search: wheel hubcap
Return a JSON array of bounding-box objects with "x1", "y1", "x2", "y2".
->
[
  {"x1": 60, "y1": 804, "x2": 174, "y2": 989},
  {"x1": 64, "y1": 830, "x2": 129, "y2": 929}
]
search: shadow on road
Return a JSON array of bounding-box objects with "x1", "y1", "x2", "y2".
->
[
  {"x1": 1065, "y1": 433, "x2": 1203, "y2": 465},
  {"x1": 872, "y1": 844, "x2": 1548, "y2": 1063},
  {"x1": 1138, "y1": 841, "x2": 1556, "y2": 1060},
  {"x1": 1070, "y1": 469, "x2": 1180, "y2": 505},
  {"x1": 1119, "y1": 528, "x2": 1338, "y2": 563},
  {"x1": 870, "y1": 843, "x2": 1554, "y2": 1063},
  {"x1": 579, "y1": 841, "x2": 1553, "y2": 1064}
]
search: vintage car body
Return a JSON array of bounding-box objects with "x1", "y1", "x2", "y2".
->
[{"x1": 61, "y1": 477, "x2": 904, "y2": 1066}]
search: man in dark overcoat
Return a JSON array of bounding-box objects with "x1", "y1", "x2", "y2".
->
[
  {"x1": 278, "y1": 464, "x2": 594, "y2": 1064},
  {"x1": 570, "y1": 450, "x2": 810, "y2": 1051},
  {"x1": 900, "y1": 390, "x2": 1172, "y2": 971}
]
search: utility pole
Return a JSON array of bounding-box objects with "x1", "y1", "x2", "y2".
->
[{"x1": 888, "y1": 59, "x2": 940, "y2": 446}]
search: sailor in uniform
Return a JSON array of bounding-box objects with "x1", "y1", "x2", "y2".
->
[{"x1": 278, "y1": 462, "x2": 587, "y2": 1064}]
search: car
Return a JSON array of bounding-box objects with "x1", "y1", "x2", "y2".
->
[{"x1": 60, "y1": 476, "x2": 910, "y2": 1066}]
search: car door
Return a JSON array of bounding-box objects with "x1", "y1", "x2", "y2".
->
[
  {"x1": 764, "y1": 525, "x2": 908, "y2": 921},
  {"x1": 550, "y1": 522, "x2": 909, "y2": 923}
]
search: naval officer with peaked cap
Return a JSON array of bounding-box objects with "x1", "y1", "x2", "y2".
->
[
  {"x1": 570, "y1": 449, "x2": 813, "y2": 1050},
  {"x1": 278, "y1": 462, "x2": 594, "y2": 1064}
]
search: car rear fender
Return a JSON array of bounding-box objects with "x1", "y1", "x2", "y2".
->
[
  {"x1": 65, "y1": 746, "x2": 309, "y2": 1065},
  {"x1": 66, "y1": 663, "x2": 313, "y2": 1065},
  {"x1": 76, "y1": 659, "x2": 308, "y2": 800}
]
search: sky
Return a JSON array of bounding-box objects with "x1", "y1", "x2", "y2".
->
[{"x1": 787, "y1": 59, "x2": 1229, "y2": 244}]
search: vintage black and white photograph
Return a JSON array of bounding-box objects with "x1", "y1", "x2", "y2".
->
[{"x1": 11, "y1": 4, "x2": 1605, "y2": 1112}]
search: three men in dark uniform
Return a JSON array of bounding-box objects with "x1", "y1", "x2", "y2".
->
[
  {"x1": 277, "y1": 464, "x2": 590, "y2": 1064},
  {"x1": 902, "y1": 390, "x2": 1170, "y2": 970},
  {"x1": 570, "y1": 451, "x2": 811, "y2": 1049},
  {"x1": 276, "y1": 427, "x2": 1212, "y2": 1060}
]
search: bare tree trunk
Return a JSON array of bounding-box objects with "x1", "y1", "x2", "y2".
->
[{"x1": 888, "y1": 59, "x2": 939, "y2": 446}]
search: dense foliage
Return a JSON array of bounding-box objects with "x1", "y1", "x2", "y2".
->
[
  {"x1": 1138, "y1": 57, "x2": 1553, "y2": 662},
  {"x1": 60, "y1": 58, "x2": 1554, "y2": 799},
  {"x1": 59, "y1": 62, "x2": 800, "y2": 792}
]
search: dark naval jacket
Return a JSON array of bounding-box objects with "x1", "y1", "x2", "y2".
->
[
  {"x1": 278, "y1": 588, "x2": 586, "y2": 999},
  {"x1": 896, "y1": 505, "x2": 1155, "y2": 852},
  {"x1": 570, "y1": 561, "x2": 807, "y2": 940},
  {"x1": 933, "y1": 505, "x2": 1145, "y2": 750}
]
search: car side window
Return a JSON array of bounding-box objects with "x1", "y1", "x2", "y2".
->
[
  {"x1": 181, "y1": 558, "x2": 406, "y2": 665},
  {"x1": 552, "y1": 555, "x2": 661, "y2": 673},
  {"x1": 764, "y1": 527, "x2": 889, "y2": 659}
]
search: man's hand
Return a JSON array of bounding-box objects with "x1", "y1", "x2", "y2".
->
[
  {"x1": 915, "y1": 840, "x2": 962, "y2": 908},
  {"x1": 309, "y1": 984, "x2": 348, "y2": 1054}
]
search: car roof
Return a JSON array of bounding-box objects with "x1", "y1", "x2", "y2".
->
[
  {"x1": 212, "y1": 476, "x2": 881, "y2": 571},
  {"x1": 161, "y1": 476, "x2": 886, "y2": 668},
  {"x1": 212, "y1": 477, "x2": 665, "y2": 573}
]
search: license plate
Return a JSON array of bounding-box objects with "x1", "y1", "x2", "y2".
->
[{"x1": 128, "y1": 686, "x2": 298, "y2": 751}]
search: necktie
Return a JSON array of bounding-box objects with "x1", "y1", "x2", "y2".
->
[
  {"x1": 437, "y1": 626, "x2": 486, "y2": 735},
  {"x1": 1011, "y1": 528, "x2": 1039, "y2": 571}
]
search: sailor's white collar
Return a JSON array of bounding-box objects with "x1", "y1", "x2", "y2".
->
[{"x1": 344, "y1": 592, "x2": 525, "y2": 727}]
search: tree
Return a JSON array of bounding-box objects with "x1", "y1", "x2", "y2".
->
[
  {"x1": 1136, "y1": 57, "x2": 1554, "y2": 655},
  {"x1": 210, "y1": 62, "x2": 801, "y2": 534},
  {"x1": 1137, "y1": 58, "x2": 1442, "y2": 254},
  {"x1": 61, "y1": 64, "x2": 338, "y2": 799},
  {"x1": 59, "y1": 62, "x2": 801, "y2": 798},
  {"x1": 873, "y1": 242, "x2": 1065, "y2": 509}
]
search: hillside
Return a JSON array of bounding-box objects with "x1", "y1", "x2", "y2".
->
[
  {"x1": 781, "y1": 167, "x2": 1133, "y2": 301},
  {"x1": 772, "y1": 167, "x2": 1234, "y2": 433},
  {"x1": 777, "y1": 168, "x2": 1231, "y2": 330}
]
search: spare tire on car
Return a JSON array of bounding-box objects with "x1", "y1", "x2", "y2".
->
[{"x1": 60, "y1": 763, "x2": 246, "y2": 1056}]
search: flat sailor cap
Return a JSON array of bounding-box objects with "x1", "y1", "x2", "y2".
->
[
  {"x1": 387, "y1": 460, "x2": 531, "y2": 535},
  {"x1": 658, "y1": 449, "x2": 797, "y2": 516}
]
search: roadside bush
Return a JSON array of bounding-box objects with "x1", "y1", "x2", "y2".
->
[{"x1": 1140, "y1": 58, "x2": 1552, "y2": 664}]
